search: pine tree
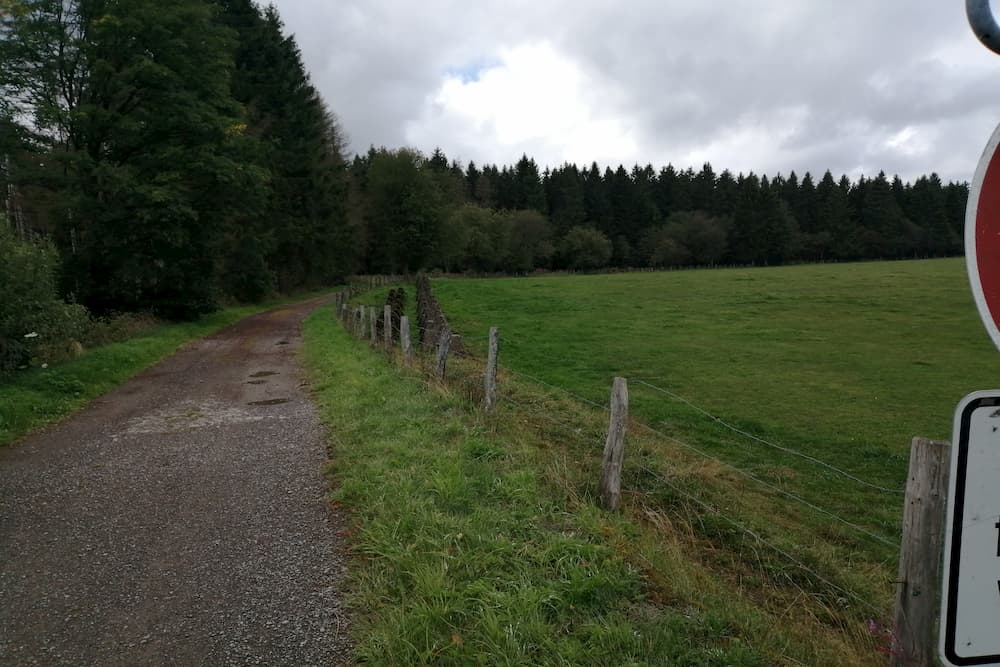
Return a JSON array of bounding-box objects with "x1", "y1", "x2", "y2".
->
[
  {"x1": 2, "y1": 0, "x2": 270, "y2": 317},
  {"x1": 546, "y1": 164, "x2": 586, "y2": 235},
  {"x1": 582, "y1": 162, "x2": 611, "y2": 230},
  {"x1": 816, "y1": 171, "x2": 857, "y2": 259}
]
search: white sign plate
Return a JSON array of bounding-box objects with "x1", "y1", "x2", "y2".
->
[{"x1": 940, "y1": 391, "x2": 1000, "y2": 666}]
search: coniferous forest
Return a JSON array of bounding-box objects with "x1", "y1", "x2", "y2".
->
[
  {"x1": 1, "y1": 0, "x2": 969, "y2": 327},
  {"x1": 351, "y1": 150, "x2": 967, "y2": 275},
  {"x1": 1, "y1": 0, "x2": 353, "y2": 321}
]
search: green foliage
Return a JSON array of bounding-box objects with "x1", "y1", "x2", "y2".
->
[
  {"x1": 642, "y1": 211, "x2": 729, "y2": 267},
  {"x1": 362, "y1": 147, "x2": 444, "y2": 273},
  {"x1": 0, "y1": 221, "x2": 89, "y2": 374},
  {"x1": 453, "y1": 204, "x2": 509, "y2": 272},
  {"x1": 1, "y1": 0, "x2": 350, "y2": 318},
  {"x1": 559, "y1": 226, "x2": 612, "y2": 270},
  {"x1": 506, "y1": 209, "x2": 555, "y2": 272}
]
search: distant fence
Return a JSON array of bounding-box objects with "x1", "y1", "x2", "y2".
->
[{"x1": 330, "y1": 274, "x2": 948, "y2": 666}]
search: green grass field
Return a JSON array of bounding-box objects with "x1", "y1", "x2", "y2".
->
[
  {"x1": 431, "y1": 258, "x2": 998, "y2": 571},
  {"x1": 303, "y1": 309, "x2": 886, "y2": 666}
]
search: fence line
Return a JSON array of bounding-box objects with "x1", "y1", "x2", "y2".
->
[
  {"x1": 480, "y1": 333, "x2": 904, "y2": 496},
  {"x1": 633, "y1": 461, "x2": 885, "y2": 617},
  {"x1": 632, "y1": 378, "x2": 904, "y2": 495},
  {"x1": 342, "y1": 285, "x2": 899, "y2": 551},
  {"x1": 630, "y1": 420, "x2": 899, "y2": 550},
  {"x1": 333, "y1": 281, "x2": 901, "y2": 625},
  {"x1": 501, "y1": 385, "x2": 887, "y2": 615},
  {"x1": 502, "y1": 361, "x2": 898, "y2": 550}
]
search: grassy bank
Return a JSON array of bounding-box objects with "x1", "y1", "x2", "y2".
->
[
  {"x1": 302, "y1": 308, "x2": 882, "y2": 665},
  {"x1": 0, "y1": 291, "x2": 334, "y2": 447},
  {"x1": 430, "y1": 259, "x2": 1000, "y2": 545}
]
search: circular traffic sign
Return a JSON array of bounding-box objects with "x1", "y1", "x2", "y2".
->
[{"x1": 966, "y1": 122, "x2": 1000, "y2": 351}]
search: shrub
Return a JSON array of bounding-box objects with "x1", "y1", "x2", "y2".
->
[
  {"x1": 559, "y1": 226, "x2": 612, "y2": 270},
  {"x1": 0, "y1": 221, "x2": 90, "y2": 374}
]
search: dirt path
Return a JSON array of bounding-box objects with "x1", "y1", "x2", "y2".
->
[{"x1": 0, "y1": 298, "x2": 349, "y2": 666}]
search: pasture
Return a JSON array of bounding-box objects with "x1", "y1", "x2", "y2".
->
[{"x1": 434, "y1": 259, "x2": 1000, "y2": 555}]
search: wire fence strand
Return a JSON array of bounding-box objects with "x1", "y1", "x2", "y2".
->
[
  {"x1": 634, "y1": 462, "x2": 886, "y2": 617},
  {"x1": 335, "y1": 300, "x2": 900, "y2": 551},
  {"x1": 631, "y1": 379, "x2": 904, "y2": 495}
]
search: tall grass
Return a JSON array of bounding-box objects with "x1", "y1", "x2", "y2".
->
[{"x1": 303, "y1": 307, "x2": 885, "y2": 665}]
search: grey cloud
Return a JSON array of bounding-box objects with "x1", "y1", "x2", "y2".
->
[{"x1": 272, "y1": 0, "x2": 1000, "y2": 182}]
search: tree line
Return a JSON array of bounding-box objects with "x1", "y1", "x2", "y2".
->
[
  {"x1": 350, "y1": 149, "x2": 968, "y2": 274},
  {"x1": 1, "y1": 0, "x2": 357, "y2": 320},
  {"x1": 1, "y1": 0, "x2": 971, "y2": 327}
]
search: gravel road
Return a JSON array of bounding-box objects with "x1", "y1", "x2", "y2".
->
[{"x1": 0, "y1": 298, "x2": 350, "y2": 666}]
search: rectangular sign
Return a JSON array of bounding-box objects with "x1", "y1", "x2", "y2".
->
[{"x1": 941, "y1": 391, "x2": 1000, "y2": 666}]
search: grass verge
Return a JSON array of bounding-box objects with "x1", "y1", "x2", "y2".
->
[
  {"x1": 303, "y1": 307, "x2": 883, "y2": 665},
  {"x1": 0, "y1": 290, "x2": 335, "y2": 447}
]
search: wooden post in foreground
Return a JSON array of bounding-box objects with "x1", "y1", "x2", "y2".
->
[
  {"x1": 483, "y1": 327, "x2": 499, "y2": 412},
  {"x1": 384, "y1": 305, "x2": 392, "y2": 349},
  {"x1": 435, "y1": 327, "x2": 451, "y2": 378},
  {"x1": 400, "y1": 316, "x2": 412, "y2": 366},
  {"x1": 357, "y1": 306, "x2": 365, "y2": 338},
  {"x1": 598, "y1": 377, "x2": 629, "y2": 511},
  {"x1": 369, "y1": 307, "x2": 377, "y2": 345},
  {"x1": 890, "y1": 437, "x2": 950, "y2": 667}
]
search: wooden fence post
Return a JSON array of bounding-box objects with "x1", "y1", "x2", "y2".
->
[
  {"x1": 400, "y1": 315, "x2": 412, "y2": 366},
  {"x1": 357, "y1": 306, "x2": 365, "y2": 338},
  {"x1": 435, "y1": 327, "x2": 451, "y2": 378},
  {"x1": 483, "y1": 327, "x2": 499, "y2": 412},
  {"x1": 891, "y1": 437, "x2": 950, "y2": 667},
  {"x1": 598, "y1": 377, "x2": 629, "y2": 511},
  {"x1": 369, "y1": 307, "x2": 377, "y2": 345},
  {"x1": 384, "y1": 305, "x2": 392, "y2": 349}
]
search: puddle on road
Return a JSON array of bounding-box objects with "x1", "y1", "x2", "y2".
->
[
  {"x1": 275, "y1": 340, "x2": 289, "y2": 346},
  {"x1": 248, "y1": 398, "x2": 290, "y2": 406},
  {"x1": 249, "y1": 371, "x2": 279, "y2": 378},
  {"x1": 246, "y1": 380, "x2": 267, "y2": 385}
]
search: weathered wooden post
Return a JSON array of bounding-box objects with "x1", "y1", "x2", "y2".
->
[
  {"x1": 483, "y1": 327, "x2": 499, "y2": 412},
  {"x1": 358, "y1": 306, "x2": 365, "y2": 338},
  {"x1": 384, "y1": 305, "x2": 392, "y2": 349},
  {"x1": 369, "y1": 307, "x2": 377, "y2": 345},
  {"x1": 598, "y1": 377, "x2": 629, "y2": 511},
  {"x1": 890, "y1": 437, "x2": 950, "y2": 667},
  {"x1": 435, "y1": 326, "x2": 451, "y2": 378},
  {"x1": 400, "y1": 315, "x2": 412, "y2": 366}
]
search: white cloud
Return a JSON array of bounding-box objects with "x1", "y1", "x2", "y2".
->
[
  {"x1": 272, "y1": 0, "x2": 1000, "y2": 182},
  {"x1": 405, "y1": 42, "x2": 638, "y2": 167}
]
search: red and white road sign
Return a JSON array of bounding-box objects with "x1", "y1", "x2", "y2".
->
[{"x1": 967, "y1": 123, "x2": 1000, "y2": 351}]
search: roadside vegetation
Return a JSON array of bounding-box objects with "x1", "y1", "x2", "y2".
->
[
  {"x1": 0, "y1": 291, "x2": 333, "y2": 447},
  {"x1": 303, "y1": 304, "x2": 886, "y2": 666}
]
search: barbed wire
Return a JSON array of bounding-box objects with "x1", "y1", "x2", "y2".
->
[
  {"x1": 498, "y1": 375, "x2": 889, "y2": 615},
  {"x1": 631, "y1": 379, "x2": 904, "y2": 495},
  {"x1": 332, "y1": 307, "x2": 894, "y2": 619},
  {"x1": 470, "y1": 329, "x2": 904, "y2": 497},
  {"x1": 630, "y1": 420, "x2": 899, "y2": 549},
  {"x1": 335, "y1": 306, "x2": 900, "y2": 549},
  {"x1": 633, "y1": 461, "x2": 886, "y2": 617}
]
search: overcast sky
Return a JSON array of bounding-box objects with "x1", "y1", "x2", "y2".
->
[{"x1": 271, "y1": 0, "x2": 1000, "y2": 184}]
